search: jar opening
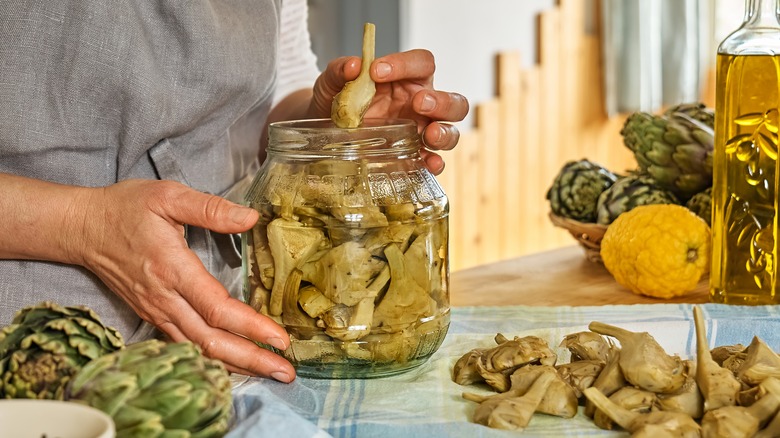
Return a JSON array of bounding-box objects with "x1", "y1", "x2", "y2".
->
[{"x1": 267, "y1": 118, "x2": 420, "y2": 155}]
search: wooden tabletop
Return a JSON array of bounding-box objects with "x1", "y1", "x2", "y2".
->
[{"x1": 450, "y1": 245, "x2": 710, "y2": 307}]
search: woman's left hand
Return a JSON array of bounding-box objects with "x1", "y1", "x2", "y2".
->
[{"x1": 310, "y1": 49, "x2": 469, "y2": 175}]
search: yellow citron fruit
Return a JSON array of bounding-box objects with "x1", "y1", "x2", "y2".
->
[{"x1": 601, "y1": 204, "x2": 711, "y2": 299}]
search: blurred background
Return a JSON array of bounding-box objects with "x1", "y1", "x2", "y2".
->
[{"x1": 306, "y1": 0, "x2": 745, "y2": 271}]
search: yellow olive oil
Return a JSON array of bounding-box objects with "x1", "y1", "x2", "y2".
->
[{"x1": 711, "y1": 53, "x2": 780, "y2": 304}]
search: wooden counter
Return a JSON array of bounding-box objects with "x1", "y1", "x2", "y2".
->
[{"x1": 450, "y1": 245, "x2": 710, "y2": 307}]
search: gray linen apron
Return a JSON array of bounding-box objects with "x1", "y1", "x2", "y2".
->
[{"x1": 0, "y1": 0, "x2": 281, "y2": 341}]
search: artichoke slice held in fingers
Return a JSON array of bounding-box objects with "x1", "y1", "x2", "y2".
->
[{"x1": 331, "y1": 23, "x2": 376, "y2": 128}]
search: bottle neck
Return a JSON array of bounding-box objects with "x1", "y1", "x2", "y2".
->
[
  {"x1": 718, "y1": 0, "x2": 780, "y2": 54},
  {"x1": 743, "y1": 0, "x2": 780, "y2": 28}
]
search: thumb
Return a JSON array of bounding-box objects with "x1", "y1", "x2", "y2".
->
[{"x1": 165, "y1": 188, "x2": 259, "y2": 234}]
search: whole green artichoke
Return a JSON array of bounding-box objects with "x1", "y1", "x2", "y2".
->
[
  {"x1": 685, "y1": 187, "x2": 712, "y2": 226},
  {"x1": 621, "y1": 102, "x2": 714, "y2": 201},
  {"x1": 547, "y1": 159, "x2": 619, "y2": 222},
  {"x1": 596, "y1": 174, "x2": 680, "y2": 224},
  {"x1": 66, "y1": 339, "x2": 232, "y2": 438},
  {"x1": 0, "y1": 302, "x2": 125, "y2": 400}
]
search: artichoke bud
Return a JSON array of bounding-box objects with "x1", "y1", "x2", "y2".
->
[
  {"x1": 547, "y1": 159, "x2": 619, "y2": 222},
  {"x1": 621, "y1": 103, "x2": 714, "y2": 201},
  {"x1": 0, "y1": 302, "x2": 125, "y2": 400},
  {"x1": 595, "y1": 174, "x2": 680, "y2": 225},
  {"x1": 67, "y1": 339, "x2": 232, "y2": 438}
]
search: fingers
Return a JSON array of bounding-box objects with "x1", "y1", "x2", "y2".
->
[
  {"x1": 319, "y1": 56, "x2": 361, "y2": 97},
  {"x1": 420, "y1": 150, "x2": 445, "y2": 176},
  {"x1": 157, "y1": 261, "x2": 296, "y2": 382},
  {"x1": 371, "y1": 49, "x2": 436, "y2": 84},
  {"x1": 309, "y1": 56, "x2": 361, "y2": 117},
  {"x1": 179, "y1": 265, "x2": 290, "y2": 349},
  {"x1": 158, "y1": 313, "x2": 296, "y2": 383},
  {"x1": 413, "y1": 90, "x2": 469, "y2": 123},
  {"x1": 422, "y1": 122, "x2": 460, "y2": 152}
]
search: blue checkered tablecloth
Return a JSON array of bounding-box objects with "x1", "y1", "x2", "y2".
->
[{"x1": 227, "y1": 304, "x2": 780, "y2": 438}]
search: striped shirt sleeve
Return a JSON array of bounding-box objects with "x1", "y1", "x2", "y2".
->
[{"x1": 273, "y1": 0, "x2": 321, "y2": 108}]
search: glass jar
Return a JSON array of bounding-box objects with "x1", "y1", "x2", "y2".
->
[
  {"x1": 241, "y1": 118, "x2": 450, "y2": 378},
  {"x1": 712, "y1": 0, "x2": 780, "y2": 304}
]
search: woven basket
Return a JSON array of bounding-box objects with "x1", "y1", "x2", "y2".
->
[{"x1": 549, "y1": 213, "x2": 608, "y2": 264}]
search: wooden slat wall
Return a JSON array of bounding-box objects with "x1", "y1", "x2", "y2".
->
[{"x1": 439, "y1": 0, "x2": 638, "y2": 271}]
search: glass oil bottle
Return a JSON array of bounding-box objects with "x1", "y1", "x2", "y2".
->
[{"x1": 712, "y1": 0, "x2": 780, "y2": 304}]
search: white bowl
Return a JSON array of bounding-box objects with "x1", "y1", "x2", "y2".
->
[{"x1": 0, "y1": 399, "x2": 115, "y2": 438}]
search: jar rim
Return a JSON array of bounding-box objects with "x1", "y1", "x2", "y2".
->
[
  {"x1": 266, "y1": 118, "x2": 420, "y2": 155},
  {"x1": 268, "y1": 118, "x2": 417, "y2": 132}
]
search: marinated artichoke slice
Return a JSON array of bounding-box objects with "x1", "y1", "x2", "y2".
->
[
  {"x1": 700, "y1": 378, "x2": 780, "y2": 438},
  {"x1": 693, "y1": 306, "x2": 740, "y2": 412},
  {"x1": 559, "y1": 331, "x2": 613, "y2": 363},
  {"x1": 593, "y1": 386, "x2": 656, "y2": 430},
  {"x1": 546, "y1": 159, "x2": 618, "y2": 222},
  {"x1": 737, "y1": 336, "x2": 780, "y2": 386},
  {"x1": 588, "y1": 321, "x2": 686, "y2": 394},
  {"x1": 584, "y1": 348, "x2": 627, "y2": 418},
  {"x1": 0, "y1": 302, "x2": 124, "y2": 400},
  {"x1": 584, "y1": 387, "x2": 701, "y2": 437},
  {"x1": 655, "y1": 360, "x2": 703, "y2": 420},
  {"x1": 463, "y1": 365, "x2": 577, "y2": 419},
  {"x1": 469, "y1": 370, "x2": 558, "y2": 431}
]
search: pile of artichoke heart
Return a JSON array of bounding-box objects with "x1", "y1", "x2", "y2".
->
[
  {"x1": 453, "y1": 306, "x2": 780, "y2": 437},
  {"x1": 547, "y1": 102, "x2": 714, "y2": 226}
]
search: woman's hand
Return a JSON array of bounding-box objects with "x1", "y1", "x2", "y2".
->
[
  {"x1": 309, "y1": 49, "x2": 469, "y2": 175},
  {"x1": 74, "y1": 179, "x2": 296, "y2": 382}
]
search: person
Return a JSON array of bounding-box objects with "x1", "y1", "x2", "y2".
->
[{"x1": 0, "y1": 0, "x2": 468, "y2": 383}]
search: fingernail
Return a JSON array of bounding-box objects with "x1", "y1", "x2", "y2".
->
[
  {"x1": 271, "y1": 371, "x2": 291, "y2": 382},
  {"x1": 420, "y1": 94, "x2": 436, "y2": 112},
  {"x1": 375, "y1": 62, "x2": 392, "y2": 79},
  {"x1": 435, "y1": 125, "x2": 446, "y2": 143},
  {"x1": 267, "y1": 336, "x2": 287, "y2": 350},
  {"x1": 229, "y1": 206, "x2": 253, "y2": 225}
]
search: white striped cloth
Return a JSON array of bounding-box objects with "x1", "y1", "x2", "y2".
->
[{"x1": 228, "y1": 303, "x2": 780, "y2": 438}]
